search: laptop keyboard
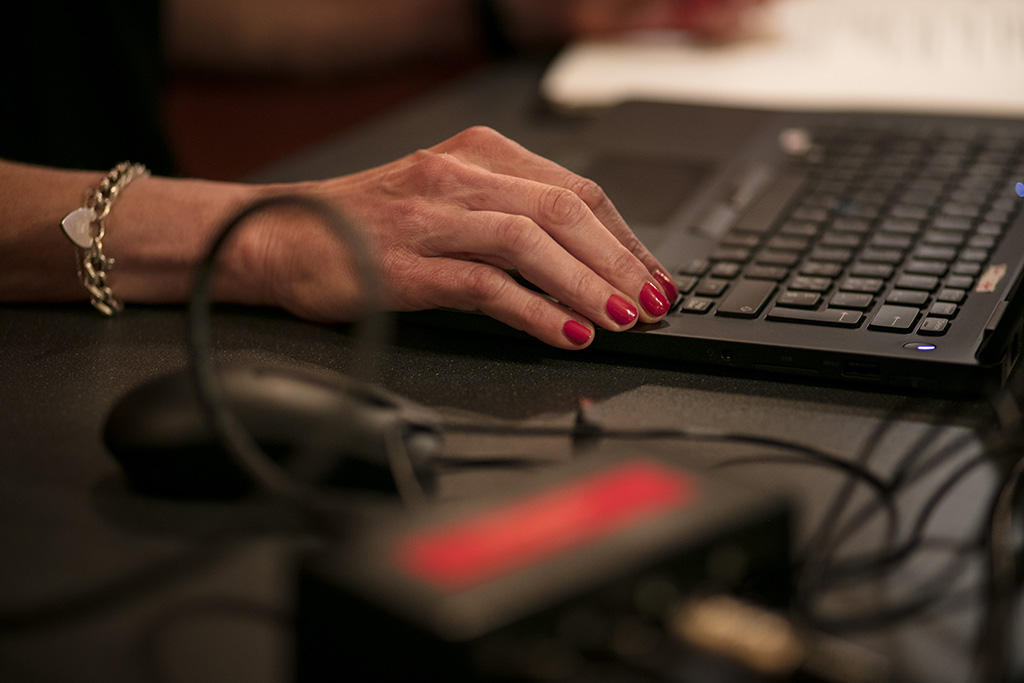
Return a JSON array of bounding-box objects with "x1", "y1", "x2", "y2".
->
[{"x1": 674, "y1": 123, "x2": 1024, "y2": 337}]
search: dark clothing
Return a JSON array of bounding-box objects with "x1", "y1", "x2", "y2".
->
[{"x1": 2, "y1": 0, "x2": 176, "y2": 174}]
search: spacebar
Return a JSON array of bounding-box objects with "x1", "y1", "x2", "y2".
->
[{"x1": 767, "y1": 306, "x2": 863, "y2": 327}]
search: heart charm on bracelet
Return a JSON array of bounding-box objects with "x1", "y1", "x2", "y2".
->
[{"x1": 61, "y1": 207, "x2": 98, "y2": 248}]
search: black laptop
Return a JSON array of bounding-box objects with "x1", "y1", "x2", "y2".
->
[{"x1": 564, "y1": 101, "x2": 1024, "y2": 394}]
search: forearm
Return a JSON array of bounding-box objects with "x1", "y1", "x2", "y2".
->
[
  {"x1": 0, "y1": 160, "x2": 267, "y2": 306},
  {"x1": 164, "y1": 0, "x2": 482, "y2": 73}
]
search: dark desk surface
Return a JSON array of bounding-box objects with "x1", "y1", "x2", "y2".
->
[{"x1": 0, "y1": 62, "x2": 1018, "y2": 683}]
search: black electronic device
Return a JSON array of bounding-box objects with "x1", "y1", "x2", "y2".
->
[
  {"x1": 295, "y1": 451, "x2": 797, "y2": 682},
  {"x1": 103, "y1": 363, "x2": 442, "y2": 498}
]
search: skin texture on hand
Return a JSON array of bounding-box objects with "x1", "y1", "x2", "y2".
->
[
  {"x1": 256, "y1": 127, "x2": 677, "y2": 349},
  {"x1": 0, "y1": 129, "x2": 676, "y2": 351}
]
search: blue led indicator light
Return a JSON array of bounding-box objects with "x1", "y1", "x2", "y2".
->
[
  {"x1": 1016, "y1": 181, "x2": 1024, "y2": 198},
  {"x1": 916, "y1": 344, "x2": 936, "y2": 351}
]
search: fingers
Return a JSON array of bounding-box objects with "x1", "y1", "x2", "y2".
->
[
  {"x1": 408, "y1": 256, "x2": 598, "y2": 350},
  {"x1": 429, "y1": 164, "x2": 670, "y2": 322},
  {"x1": 435, "y1": 210, "x2": 651, "y2": 330},
  {"x1": 431, "y1": 127, "x2": 679, "y2": 304}
]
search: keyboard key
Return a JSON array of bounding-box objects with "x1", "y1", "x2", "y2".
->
[
  {"x1": 903, "y1": 259, "x2": 947, "y2": 276},
  {"x1": 890, "y1": 204, "x2": 929, "y2": 220},
  {"x1": 710, "y1": 247, "x2": 752, "y2": 262},
  {"x1": 850, "y1": 262, "x2": 894, "y2": 278},
  {"x1": 945, "y1": 275, "x2": 974, "y2": 290},
  {"x1": 977, "y1": 222, "x2": 1004, "y2": 236},
  {"x1": 779, "y1": 221, "x2": 820, "y2": 237},
  {"x1": 871, "y1": 233, "x2": 913, "y2": 249},
  {"x1": 767, "y1": 236, "x2": 810, "y2": 251},
  {"x1": 937, "y1": 288, "x2": 967, "y2": 303},
  {"x1": 679, "y1": 297, "x2": 714, "y2": 313},
  {"x1": 820, "y1": 232, "x2": 863, "y2": 248},
  {"x1": 768, "y1": 306, "x2": 863, "y2": 327},
  {"x1": 831, "y1": 292, "x2": 874, "y2": 309},
  {"x1": 929, "y1": 302, "x2": 958, "y2": 318},
  {"x1": 895, "y1": 274, "x2": 939, "y2": 291},
  {"x1": 914, "y1": 245, "x2": 958, "y2": 262},
  {"x1": 931, "y1": 215, "x2": 973, "y2": 232},
  {"x1": 887, "y1": 289, "x2": 929, "y2": 306},
  {"x1": 940, "y1": 202, "x2": 982, "y2": 218},
  {"x1": 968, "y1": 235, "x2": 997, "y2": 249},
  {"x1": 840, "y1": 277, "x2": 885, "y2": 294},
  {"x1": 810, "y1": 247, "x2": 854, "y2": 263},
  {"x1": 776, "y1": 290, "x2": 821, "y2": 308},
  {"x1": 869, "y1": 305, "x2": 920, "y2": 331},
  {"x1": 679, "y1": 258, "x2": 710, "y2": 276},
  {"x1": 745, "y1": 264, "x2": 789, "y2": 280},
  {"x1": 757, "y1": 250, "x2": 802, "y2": 266},
  {"x1": 986, "y1": 208, "x2": 1012, "y2": 224},
  {"x1": 711, "y1": 262, "x2": 743, "y2": 279},
  {"x1": 960, "y1": 248, "x2": 989, "y2": 262},
  {"x1": 792, "y1": 206, "x2": 830, "y2": 222},
  {"x1": 879, "y1": 218, "x2": 922, "y2": 235},
  {"x1": 721, "y1": 232, "x2": 762, "y2": 248},
  {"x1": 922, "y1": 230, "x2": 966, "y2": 247},
  {"x1": 951, "y1": 262, "x2": 982, "y2": 276},
  {"x1": 918, "y1": 317, "x2": 950, "y2": 335},
  {"x1": 800, "y1": 261, "x2": 843, "y2": 278},
  {"x1": 789, "y1": 276, "x2": 833, "y2": 292},
  {"x1": 899, "y1": 190, "x2": 939, "y2": 207},
  {"x1": 716, "y1": 279, "x2": 777, "y2": 317},
  {"x1": 859, "y1": 248, "x2": 904, "y2": 264},
  {"x1": 695, "y1": 278, "x2": 730, "y2": 297},
  {"x1": 832, "y1": 217, "x2": 871, "y2": 233},
  {"x1": 676, "y1": 275, "x2": 699, "y2": 294}
]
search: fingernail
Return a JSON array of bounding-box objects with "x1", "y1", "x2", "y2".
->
[
  {"x1": 606, "y1": 294, "x2": 638, "y2": 326},
  {"x1": 563, "y1": 320, "x2": 592, "y2": 346},
  {"x1": 640, "y1": 282, "x2": 670, "y2": 317},
  {"x1": 653, "y1": 270, "x2": 679, "y2": 303}
]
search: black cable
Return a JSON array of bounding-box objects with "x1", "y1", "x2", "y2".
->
[
  {"x1": 973, "y1": 439, "x2": 1024, "y2": 682},
  {"x1": 186, "y1": 194, "x2": 418, "y2": 521},
  {"x1": 818, "y1": 454, "x2": 989, "y2": 582},
  {"x1": 802, "y1": 398, "x2": 917, "y2": 567},
  {"x1": 801, "y1": 413, "x2": 995, "y2": 587}
]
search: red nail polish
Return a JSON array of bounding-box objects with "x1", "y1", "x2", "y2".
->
[
  {"x1": 606, "y1": 294, "x2": 638, "y2": 325},
  {"x1": 640, "y1": 282, "x2": 669, "y2": 317},
  {"x1": 653, "y1": 270, "x2": 679, "y2": 303},
  {"x1": 563, "y1": 320, "x2": 592, "y2": 346}
]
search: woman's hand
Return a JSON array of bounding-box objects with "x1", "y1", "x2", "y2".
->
[{"x1": 257, "y1": 126, "x2": 678, "y2": 349}]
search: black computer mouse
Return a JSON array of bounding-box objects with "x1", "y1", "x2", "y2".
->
[{"x1": 104, "y1": 363, "x2": 442, "y2": 499}]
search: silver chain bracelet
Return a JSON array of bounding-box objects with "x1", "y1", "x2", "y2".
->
[{"x1": 60, "y1": 162, "x2": 149, "y2": 316}]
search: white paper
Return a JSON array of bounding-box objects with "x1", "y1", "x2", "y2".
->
[{"x1": 541, "y1": 0, "x2": 1024, "y2": 116}]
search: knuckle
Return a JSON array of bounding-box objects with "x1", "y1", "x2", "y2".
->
[
  {"x1": 539, "y1": 186, "x2": 586, "y2": 226},
  {"x1": 567, "y1": 175, "x2": 608, "y2": 209},
  {"x1": 460, "y1": 263, "x2": 507, "y2": 304},
  {"x1": 456, "y1": 125, "x2": 502, "y2": 148},
  {"x1": 564, "y1": 268, "x2": 593, "y2": 304},
  {"x1": 407, "y1": 151, "x2": 462, "y2": 191},
  {"x1": 608, "y1": 245, "x2": 642, "y2": 275},
  {"x1": 493, "y1": 214, "x2": 544, "y2": 256},
  {"x1": 515, "y1": 294, "x2": 551, "y2": 330}
]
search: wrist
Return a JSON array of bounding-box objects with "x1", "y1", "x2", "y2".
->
[{"x1": 104, "y1": 175, "x2": 272, "y2": 307}]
